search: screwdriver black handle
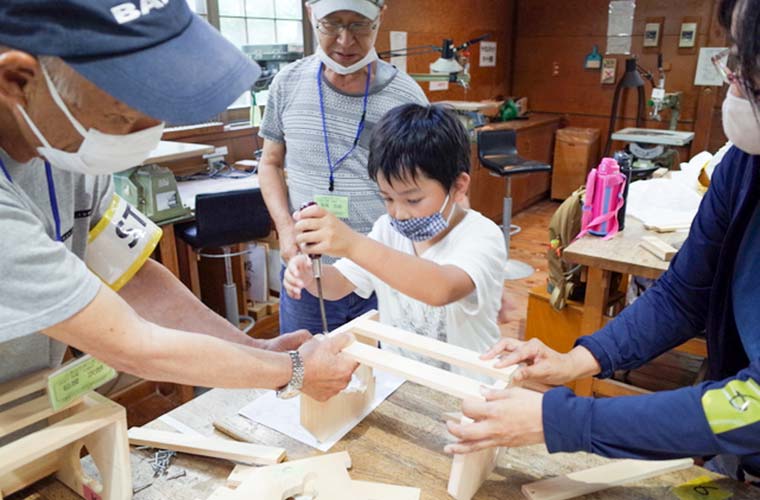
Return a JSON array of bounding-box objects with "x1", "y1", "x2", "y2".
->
[{"x1": 299, "y1": 201, "x2": 321, "y2": 259}]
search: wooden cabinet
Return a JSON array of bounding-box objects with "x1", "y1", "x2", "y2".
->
[{"x1": 468, "y1": 114, "x2": 561, "y2": 223}]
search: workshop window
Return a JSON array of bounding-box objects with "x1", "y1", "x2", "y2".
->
[{"x1": 186, "y1": 0, "x2": 305, "y2": 111}]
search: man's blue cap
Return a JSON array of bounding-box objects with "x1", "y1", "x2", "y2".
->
[{"x1": 0, "y1": 0, "x2": 261, "y2": 125}]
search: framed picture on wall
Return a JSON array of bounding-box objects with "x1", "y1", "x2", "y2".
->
[
  {"x1": 644, "y1": 23, "x2": 661, "y2": 48},
  {"x1": 679, "y1": 22, "x2": 698, "y2": 48}
]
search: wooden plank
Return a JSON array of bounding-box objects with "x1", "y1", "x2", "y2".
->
[
  {"x1": 0, "y1": 370, "x2": 49, "y2": 407},
  {"x1": 640, "y1": 236, "x2": 677, "y2": 261},
  {"x1": 0, "y1": 394, "x2": 123, "y2": 476},
  {"x1": 351, "y1": 319, "x2": 519, "y2": 384},
  {"x1": 0, "y1": 395, "x2": 68, "y2": 440},
  {"x1": 448, "y1": 414, "x2": 499, "y2": 500},
  {"x1": 342, "y1": 341, "x2": 484, "y2": 401},
  {"x1": 521, "y1": 458, "x2": 694, "y2": 500},
  {"x1": 127, "y1": 427, "x2": 285, "y2": 465},
  {"x1": 674, "y1": 337, "x2": 708, "y2": 358},
  {"x1": 227, "y1": 451, "x2": 353, "y2": 488},
  {"x1": 301, "y1": 365, "x2": 376, "y2": 442},
  {"x1": 352, "y1": 479, "x2": 421, "y2": 499},
  {"x1": 225, "y1": 452, "x2": 353, "y2": 500}
]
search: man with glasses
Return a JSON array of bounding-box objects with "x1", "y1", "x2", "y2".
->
[
  {"x1": 446, "y1": 0, "x2": 760, "y2": 486},
  {"x1": 258, "y1": 0, "x2": 428, "y2": 336}
]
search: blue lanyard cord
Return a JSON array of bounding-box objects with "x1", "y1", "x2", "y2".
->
[
  {"x1": 0, "y1": 156, "x2": 11, "y2": 182},
  {"x1": 317, "y1": 62, "x2": 372, "y2": 192},
  {"x1": 44, "y1": 161, "x2": 63, "y2": 242}
]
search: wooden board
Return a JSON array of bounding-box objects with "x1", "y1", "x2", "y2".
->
[
  {"x1": 301, "y1": 364, "x2": 376, "y2": 442},
  {"x1": 352, "y1": 479, "x2": 421, "y2": 499},
  {"x1": 640, "y1": 236, "x2": 677, "y2": 261},
  {"x1": 127, "y1": 427, "x2": 286, "y2": 465},
  {"x1": 224, "y1": 452, "x2": 353, "y2": 500},
  {"x1": 351, "y1": 318, "x2": 519, "y2": 383},
  {"x1": 521, "y1": 458, "x2": 694, "y2": 500},
  {"x1": 343, "y1": 341, "x2": 485, "y2": 401}
]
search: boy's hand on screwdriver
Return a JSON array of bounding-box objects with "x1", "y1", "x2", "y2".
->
[{"x1": 295, "y1": 204, "x2": 358, "y2": 259}]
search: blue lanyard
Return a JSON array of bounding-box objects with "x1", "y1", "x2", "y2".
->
[
  {"x1": 0, "y1": 156, "x2": 63, "y2": 242},
  {"x1": 317, "y1": 62, "x2": 371, "y2": 192}
]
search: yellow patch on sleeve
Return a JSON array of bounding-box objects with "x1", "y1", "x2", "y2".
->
[{"x1": 701, "y1": 378, "x2": 760, "y2": 434}]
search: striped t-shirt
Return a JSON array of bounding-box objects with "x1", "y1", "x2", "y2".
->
[{"x1": 259, "y1": 55, "x2": 428, "y2": 244}]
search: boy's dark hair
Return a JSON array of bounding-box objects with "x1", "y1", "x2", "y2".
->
[
  {"x1": 719, "y1": 0, "x2": 760, "y2": 103},
  {"x1": 367, "y1": 104, "x2": 470, "y2": 191}
]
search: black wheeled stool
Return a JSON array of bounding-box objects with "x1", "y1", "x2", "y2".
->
[
  {"x1": 478, "y1": 128, "x2": 552, "y2": 280},
  {"x1": 177, "y1": 188, "x2": 272, "y2": 332}
]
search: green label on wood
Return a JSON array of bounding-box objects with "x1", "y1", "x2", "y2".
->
[{"x1": 47, "y1": 355, "x2": 117, "y2": 410}]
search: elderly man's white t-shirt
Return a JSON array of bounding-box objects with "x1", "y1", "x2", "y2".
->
[{"x1": 334, "y1": 210, "x2": 506, "y2": 380}]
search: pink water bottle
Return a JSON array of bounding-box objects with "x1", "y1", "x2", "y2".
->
[{"x1": 578, "y1": 158, "x2": 627, "y2": 240}]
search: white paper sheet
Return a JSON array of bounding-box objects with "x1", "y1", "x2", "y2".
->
[
  {"x1": 390, "y1": 31, "x2": 408, "y2": 74},
  {"x1": 239, "y1": 370, "x2": 406, "y2": 452},
  {"x1": 606, "y1": 0, "x2": 636, "y2": 55},
  {"x1": 695, "y1": 47, "x2": 729, "y2": 86}
]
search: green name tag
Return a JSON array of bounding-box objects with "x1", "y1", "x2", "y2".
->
[
  {"x1": 314, "y1": 195, "x2": 350, "y2": 219},
  {"x1": 47, "y1": 355, "x2": 117, "y2": 411}
]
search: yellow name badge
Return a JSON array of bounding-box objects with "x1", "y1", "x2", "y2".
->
[
  {"x1": 314, "y1": 194, "x2": 350, "y2": 219},
  {"x1": 86, "y1": 194, "x2": 162, "y2": 291},
  {"x1": 47, "y1": 355, "x2": 117, "y2": 411}
]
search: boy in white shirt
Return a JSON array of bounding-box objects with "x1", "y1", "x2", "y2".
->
[{"x1": 284, "y1": 104, "x2": 506, "y2": 375}]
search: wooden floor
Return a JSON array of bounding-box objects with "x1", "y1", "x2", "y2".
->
[{"x1": 499, "y1": 200, "x2": 558, "y2": 340}]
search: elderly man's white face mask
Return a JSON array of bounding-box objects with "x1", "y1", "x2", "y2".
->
[
  {"x1": 17, "y1": 64, "x2": 165, "y2": 176},
  {"x1": 312, "y1": 14, "x2": 379, "y2": 75}
]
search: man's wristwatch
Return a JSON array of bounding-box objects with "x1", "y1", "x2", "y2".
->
[{"x1": 276, "y1": 350, "x2": 305, "y2": 399}]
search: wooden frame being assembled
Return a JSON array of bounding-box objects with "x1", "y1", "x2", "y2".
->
[
  {"x1": 0, "y1": 371, "x2": 131, "y2": 499},
  {"x1": 300, "y1": 311, "x2": 520, "y2": 500}
]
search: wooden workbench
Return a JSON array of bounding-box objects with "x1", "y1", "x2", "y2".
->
[
  {"x1": 562, "y1": 217, "x2": 707, "y2": 396},
  {"x1": 10, "y1": 381, "x2": 756, "y2": 500}
]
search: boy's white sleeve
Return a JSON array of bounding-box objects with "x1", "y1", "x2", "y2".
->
[
  {"x1": 332, "y1": 219, "x2": 384, "y2": 299},
  {"x1": 437, "y1": 217, "x2": 507, "y2": 315}
]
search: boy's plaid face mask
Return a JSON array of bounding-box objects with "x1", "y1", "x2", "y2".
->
[{"x1": 390, "y1": 195, "x2": 453, "y2": 242}]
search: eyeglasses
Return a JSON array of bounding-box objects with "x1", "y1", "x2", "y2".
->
[
  {"x1": 712, "y1": 48, "x2": 760, "y2": 106},
  {"x1": 315, "y1": 18, "x2": 378, "y2": 37},
  {"x1": 711, "y1": 48, "x2": 741, "y2": 86}
]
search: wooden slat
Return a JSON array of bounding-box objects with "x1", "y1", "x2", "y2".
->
[
  {"x1": 0, "y1": 370, "x2": 49, "y2": 407},
  {"x1": 0, "y1": 395, "x2": 62, "y2": 439},
  {"x1": 342, "y1": 341, "x2": 484, "y2": 401},
  {"x1": 351, "y1": 318, "x2": 519, "y2": 383},
  {"x1": 0, "y1": 395, "x2": 121, "y2": 473},
  {"x1": 522, "y1": 458, "x2": 694, "y2": 500},
  {"x1": 127, "y1": 427, "x2": 285, "y2": 465}
]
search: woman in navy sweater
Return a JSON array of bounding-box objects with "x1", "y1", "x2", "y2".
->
[{"x1": 446, "y1": 0, "x2": 760, "y2": 485}]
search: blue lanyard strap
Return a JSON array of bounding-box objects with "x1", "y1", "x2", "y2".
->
[
  {"x1": 0, "y1": 156, "x2": 11, "y2": 182},
  {"x1": 44, "y1": 161, "x2": 63, "y2": 242},
  {"x1": 0, "y1": 156, "x2": 62, "y2": 242},
  {"x1": 317, "y1": 62, "x2": 372, "y2": 192}
]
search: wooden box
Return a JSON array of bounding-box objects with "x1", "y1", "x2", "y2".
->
[{"x1": 550, "y1": 128, "x2": 600, "y2": 200}]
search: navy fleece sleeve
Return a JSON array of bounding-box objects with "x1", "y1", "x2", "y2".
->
[
  {"x1": 544, "y1": 360, "x2": 760, "y2": 461},
  {"x1": 576, "y1": 149, "x2": 739, "y2": 377}
]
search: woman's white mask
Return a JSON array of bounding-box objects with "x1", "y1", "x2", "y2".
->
[
  {"x1": 722, "y1": 90, "x2": 760, "y2": 155},
  {"x1": 17, "y1": 65, "x2": 164, "y2": 176}
]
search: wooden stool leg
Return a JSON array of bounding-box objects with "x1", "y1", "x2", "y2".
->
[{"x1": 56, "y1": 417, "x2": 131, "y2": 500}]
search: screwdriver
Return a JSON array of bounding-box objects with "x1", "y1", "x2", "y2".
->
[{"x1": 299, "y1": 201, "x2": 329, "y2": 335}]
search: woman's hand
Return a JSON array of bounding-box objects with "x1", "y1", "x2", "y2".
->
[
  {"x1": 445, "y1": 387, "x2": 544, "y2": 453},
  {"x1": 481, "y1": 338, "x2": 600, "y2": 386}
]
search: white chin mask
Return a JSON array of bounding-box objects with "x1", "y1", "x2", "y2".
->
[
  {"x1": 315, "y1": 42, "x2": 378, "y2": 76},
  {"x1": 17, "y1": 65, "x2": 164, "y2": 176},
  {"x1": 722, "y1": 90, "x2": 760, "y2": 155}
]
